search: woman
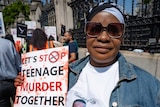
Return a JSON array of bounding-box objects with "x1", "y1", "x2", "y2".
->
[
  {"x1": 29, "y1": 28, "x2": 54, "y2": 51},
  {"x1": 14, "y1": 28, "x2": 55, "y2": 87},
  {"x1": 5, "y1": 34, "x2": 22, "y2": 54},
  {"x1": 14, "y1": 3, "x2": 160, "y2": 107},
  {"x1": 66, "y1": 2, "x2": 160, "y2": 107}
]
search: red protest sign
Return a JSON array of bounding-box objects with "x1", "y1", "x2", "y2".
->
[{"x1": 14, "y1": 46, "x2": 68, "y2": 107}]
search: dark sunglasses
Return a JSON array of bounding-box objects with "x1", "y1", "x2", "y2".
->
[{"x1": 85, "y1": 22, "x2": 124, "y2": 38}]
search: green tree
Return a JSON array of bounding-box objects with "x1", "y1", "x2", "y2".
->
[
  {"x1": 143, "y1": 0, "x2": 151, "y2": 16},
  {"x1": 144, "y1": 0, "x2": 151, "y2": 4},
  {"x1": 2, "y1": 0, "x2": 30, "y2": 28}
]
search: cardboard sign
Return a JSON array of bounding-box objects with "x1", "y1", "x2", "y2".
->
[
  {"x1": 25, "y1": 21, "x2": 36, "y2": 29},
  {"x1": 14, "y1": 46, "x2": 69, "y2": 107},
  {"x1": 44, "y1": 26, "x2": 57, "y2": 41}
]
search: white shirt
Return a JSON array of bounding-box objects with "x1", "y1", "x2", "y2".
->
[{"x1": 66, "y1": 61, "x2": 119, "y2": 107}]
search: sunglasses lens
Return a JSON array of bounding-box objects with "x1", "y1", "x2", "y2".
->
[
  {"x1": 86, "y1": 22, "x2": 102, "y2": 36},
  {"x1": 86, "y1": 22, "x2": 124, "y2": 38},
  {"x1": 108, "y1": 23, "x2": 124, "y2": 37}
]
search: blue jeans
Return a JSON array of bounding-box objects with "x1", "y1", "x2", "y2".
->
[{"x1": 0, "y1": 80, "x2": 16, "y2": 107}]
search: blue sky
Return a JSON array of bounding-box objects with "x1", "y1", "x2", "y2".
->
[
  {"x1": 117, "y1": 0, "x2": 137, "y2": 14},
  {"x1": 41, "y1": 0, "x2": 48, "y2": 4}
]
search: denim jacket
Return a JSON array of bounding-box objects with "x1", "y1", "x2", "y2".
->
[{"x1": 68, "y1": 52, "x2": 160, "y2": 107}]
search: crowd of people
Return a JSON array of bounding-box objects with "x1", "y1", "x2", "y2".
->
[
  {"x1": 1, "y1": 2, "x2": 160, "y2": 107},
  {"x1": 0, "y1": 27, "x2": 78, "y2": 107}
]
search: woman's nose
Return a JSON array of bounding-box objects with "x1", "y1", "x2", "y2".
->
[{"x1": 97, "y1": 30, "x2": 111, "y2": 42}]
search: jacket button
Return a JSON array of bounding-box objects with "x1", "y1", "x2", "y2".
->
[{"x1": 112, "y1": 102, "x2": 118, "y2": 107}]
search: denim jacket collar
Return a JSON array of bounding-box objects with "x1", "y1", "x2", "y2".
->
[
  {"x1": 69, "y1": 52, "x2": 137, "y2": 82},
  {"x1": 68, "y1": 52, "x2": 160, "y2": 107}
]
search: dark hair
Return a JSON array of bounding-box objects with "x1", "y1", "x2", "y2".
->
[
  {"x1": 5, "y1": 34, "x2": 15, "y2": 45},
  {"x1": 86, "y1": 3, "x2": 122, "y2": 21},
  {"x1": 30, "y1": 28, "x2": 47, "y2": 50},
  {"x1": 48, "y1": 35, "x2": 55, "y2": 41},
  {"x1": 66, "y1": 29, "x2": 74, "y2": 40}
]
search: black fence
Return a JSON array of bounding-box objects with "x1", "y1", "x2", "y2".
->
[
  {"x1": 69, "y1": 0, "x2": 160, "y2": 53},
  {"x1": 121, "y1": 15, "x2": 160, "y2": 53}
]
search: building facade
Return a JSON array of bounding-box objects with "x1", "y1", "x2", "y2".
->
[
  {"x1": 29, "y1": 0, "x2": 42, "y2": 28},
  {"x1": 0, "y1": 0, "x2": 74, "y2": 39},
  {"x1": 31, "y1": 0, "x2": 73, "y2": 38}
]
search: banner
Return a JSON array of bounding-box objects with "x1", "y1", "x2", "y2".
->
[{"x1": 14, "y1": 46, "x2": 69, "y2": 107}]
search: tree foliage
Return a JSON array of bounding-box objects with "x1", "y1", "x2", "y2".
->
[
  {"x1": 143, "y1": 0, "x2": 151, "y2": 4},
  {"x1": 2, "y1": 0, "x2": 30, "y2": 28}
]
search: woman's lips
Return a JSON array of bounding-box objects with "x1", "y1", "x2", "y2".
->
[{"x1": 94, "y1": 46, "x2": 112, "y2": 53}]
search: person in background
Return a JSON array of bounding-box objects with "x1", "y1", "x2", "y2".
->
[
  {"x1": 14, "y1": 28, "x2": 55, "y2": 87},
  {"x1": 20, "y1": 37, "x2": 30, "y2": 54},
  {"x1": 4, "y1": 34, "x2": 15, "y2": 45},
  {"x1": 0, "y1": 37, "x2": 21, "y2": 107},
  {"x1": 48, "y1": 35, "x2": 63, "y2": 47},
  {"x1": 29, "y1": 28, "x2": 55, "y2": 51},
  {"x1": 66, "y1": 2, "x2": 160, "y2": 107},
  {"x1": 5, "y1": 34, "x2": 22, "y2": 55},
  {"x1": 64, "y1": 30, "x2": 78, "y2": 63},
  {"x1": 15, "y1": 41, "x2": 22, "y2": 54}
]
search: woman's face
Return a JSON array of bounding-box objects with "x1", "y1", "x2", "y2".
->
[{"x1": 86, "y1": 11, "x2": 123, "y2": 67}]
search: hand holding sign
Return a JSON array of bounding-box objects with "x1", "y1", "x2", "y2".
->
[{"x1": 14, "y1": 46, "x2": 68, "y2": 107}]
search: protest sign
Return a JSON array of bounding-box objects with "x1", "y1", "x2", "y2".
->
[
  {"x1": 44, "y1": 26, "x2": 57, "y2": 41},
  {"x1": 14, "y1": 46, "x2": 69, "y2": 107},
  {"x1": 17, "y1": 23, "x2": 27, "y2": 38}
]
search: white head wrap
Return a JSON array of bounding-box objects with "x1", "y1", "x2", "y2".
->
[
  {"x1": 88, "y1": 2, "x2": 124, "y2": 24},
  {"x1": 103, "y1": 7, "x2": 124, "y2": 24}
]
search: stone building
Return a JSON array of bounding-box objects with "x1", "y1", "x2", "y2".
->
[
  {"x1": 40, "y1": 0, "x2": 73, "y2": 37},
  {"x1": 29, "y1": 0, "x2": 42, "y2": 28},
  {"x1": 29, "y1": 0, "x2": 73, "y2": 38},
  {"x1": 0, "y1": 0, "x2": 73, "y2": 38}
]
